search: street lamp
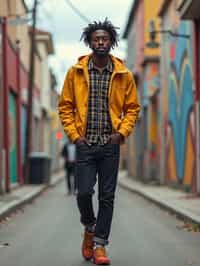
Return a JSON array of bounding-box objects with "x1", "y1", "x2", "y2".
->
[
  {"x1": 147, "y1": 19, "x2": 190, "y2": 50},
  {"x1": 146, "y1": 20, "x2": 160, "y2": 48}
]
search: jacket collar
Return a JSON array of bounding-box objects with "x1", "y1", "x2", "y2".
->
[
  {"x1": 88, "y1": 57, "x2": 113, "y2": 73},
  {"x1": 74, "y1": 54, "x2": 128, "y2": 74}
]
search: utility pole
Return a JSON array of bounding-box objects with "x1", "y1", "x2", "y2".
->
[
  {"x1": 2, "y1": 17, "x2": 10, "y2": 192},
  {"x1": 24, "y1": 0, "x2": 38, "y2": 183}
]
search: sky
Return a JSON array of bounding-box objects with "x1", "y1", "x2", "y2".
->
[{"x1": 26, "y1": 0, "x2": 133, "y2": 91}]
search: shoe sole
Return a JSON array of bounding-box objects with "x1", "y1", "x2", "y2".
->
[
  {"x1": 93, "y1": 258, "x2": 110, "y2": 265},
  {"x1": 82, "y1": 252, "x2": 93, "y2": 261},
  {"x1": 84, "y1": 257, "x2": 92, "y2": 261},
  {"x1": 93, "y1": 262, "x2": 110, "y2": 265},
  {"x1": 82, "y1": 249, "x2": 93, "y2": 261}
]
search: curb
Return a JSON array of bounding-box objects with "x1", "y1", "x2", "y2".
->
[
  {"x1": 119, "y1": 179, "x2": 200, "y2": 226},
  {"x1": 0, "y1": 186, "x2": 46, "y2": 221},
  {"x1": 0, "y1": 174, "x2": 64, "y2": 221}
]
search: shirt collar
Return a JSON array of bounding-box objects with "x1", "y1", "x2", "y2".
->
[{"x1": 88, "y1": 58, "x2": 113, "y2": 73}]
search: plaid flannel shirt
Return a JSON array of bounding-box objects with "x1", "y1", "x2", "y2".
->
[{"x1": 86, "y1": 59, "x2": 113, "y2": 144}]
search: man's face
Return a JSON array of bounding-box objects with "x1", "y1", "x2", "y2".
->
[{"x1": 90, "y1": 30, "x2": 112, "y2": 57}]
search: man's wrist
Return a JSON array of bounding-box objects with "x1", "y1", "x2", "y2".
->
[{"x1": 118, "y1": 133, "x2": 125, "y2": 143}]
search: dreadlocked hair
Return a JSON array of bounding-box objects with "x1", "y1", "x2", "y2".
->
[{"x1": 80, "y1": 18, "x2": 119, "y2": 48}]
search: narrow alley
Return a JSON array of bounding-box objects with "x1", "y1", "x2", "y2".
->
[{"x1": 1, "y1": 0, "x2": 200, "y2": 265}]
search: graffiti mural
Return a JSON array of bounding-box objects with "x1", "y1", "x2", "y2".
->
[
  {"x1": 9, "y1": 92, "x2": 17, "y2": 183},
  {"x1": 143, "y1": 63, "x2": 160, "y2": 179},
  {"x1": 143, "y1": 63, "x2": 160, "y2": 150},
  {"x1": 163, "y1": 13, "x2": 195, "y2": 188}
]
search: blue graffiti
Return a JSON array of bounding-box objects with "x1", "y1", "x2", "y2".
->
[
  {"x1": 168, "y1": 64, "x2": 193, "y2": 181},
  {"x1": 143, "y1": 66, "x2": 160, "y2": 106},
  {"x1": 170, "y1": 22, "x2": 193, "y2": 74}
]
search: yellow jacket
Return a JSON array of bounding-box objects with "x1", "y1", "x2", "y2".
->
[{"x1": 58, "y1": 54, "x2": 140, "y2": 143}]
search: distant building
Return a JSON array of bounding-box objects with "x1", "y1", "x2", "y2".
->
[
  {"x1": 123, "y1": 0, "x2": 199, "y2": 193},
  {"x1": 123, "y1": 0, "x2": 162, "y2": 183},
  {"x1": 0, "y1": 0, "x2": 57, "y2": 193}
]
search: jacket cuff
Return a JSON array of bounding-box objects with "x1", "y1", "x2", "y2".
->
[
  {"x1": 69, "y1": 132, "x2": 81, "y2": 143},
  {"x1": 118, "y1": 128, "x2": 128, "y2": 138}
]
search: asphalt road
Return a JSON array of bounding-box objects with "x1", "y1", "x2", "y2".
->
[{"x1": 0, "y1": 180, "x2": 200, "y2": 266}]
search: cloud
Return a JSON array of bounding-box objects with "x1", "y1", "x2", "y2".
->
[
  {"x1": 49, "y1": 41, "x2": 90, "y2": 91},
  {"x1": 39, "y1": 0, "x2": 132, "y2": 40}
]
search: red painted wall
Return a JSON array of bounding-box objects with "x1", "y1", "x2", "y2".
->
[
  {"x1": 7, "y1": 39, "x2": 18, "y2": 93},
  {"x1": 4, "y1": 34, "x2": 29, "y2": 188}
]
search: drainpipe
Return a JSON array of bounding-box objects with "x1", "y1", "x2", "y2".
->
[
  {"x1": 2, "y1": 17, "x2": 10, "y2": 192},
  {"x1": 0, "y1": 19, "x2": 3, "y2": 194},
  {"x1": 16, "y1": 40, "x2": 23, "y2": 185}
]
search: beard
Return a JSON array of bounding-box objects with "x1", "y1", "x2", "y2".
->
[{"x1": 92, "y1": 47, "x2": 111, "y2": 57}]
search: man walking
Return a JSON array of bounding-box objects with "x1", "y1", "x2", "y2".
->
[{"x1": 58, "y1": 19, "x2": 140, "y2": 265}]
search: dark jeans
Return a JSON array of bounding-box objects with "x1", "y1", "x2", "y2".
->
[{"x1": 75, "y1": 143, "x2": 120, "y2": 245}]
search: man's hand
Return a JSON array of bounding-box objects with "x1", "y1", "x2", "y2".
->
[{"x1": 108, "y1": 133, "x2": 124, "y2": 144}]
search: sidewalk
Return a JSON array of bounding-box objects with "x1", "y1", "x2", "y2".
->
[
  {"x1": 0, "y1": 170, "x2": 65, "y2": 220},
  {"x1": 118, "y1": 170, "x2": 200, "y2": 225},
  {"x1": 1, "y1": 169, "x2": 200, "y2": 226}
]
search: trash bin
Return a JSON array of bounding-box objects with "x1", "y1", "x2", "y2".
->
[{"x1": 29, "y1": 152, "x2": 51, "y2": 184}]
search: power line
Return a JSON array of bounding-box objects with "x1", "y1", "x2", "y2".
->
[{"x1": 64, "y1": 0, "x2": 91, "y2": 24}]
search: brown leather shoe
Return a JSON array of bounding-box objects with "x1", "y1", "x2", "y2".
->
[
  {"x1": 82, "y1": 231, "x2": 94, "y2": 260},
  {"x1": 93, "y1": 246, "x2": 111, "y2": 265}
]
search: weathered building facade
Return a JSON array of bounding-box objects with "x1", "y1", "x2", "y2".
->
[
  {"x1": 0, "y1": 0, "x2": 59, "y2": 193},
  {"x1": 123, "y1": 0, "x2": 162, "y2": 182},
  {"x1": 159, "y1": 0, "x2": 196, "y2": 192},
  {"x1": 124, "y1": 0, "x2": 200, "y2": 193},
  {"x1": 176, "y1": 0, "x2": 200, "y2": 193}
]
